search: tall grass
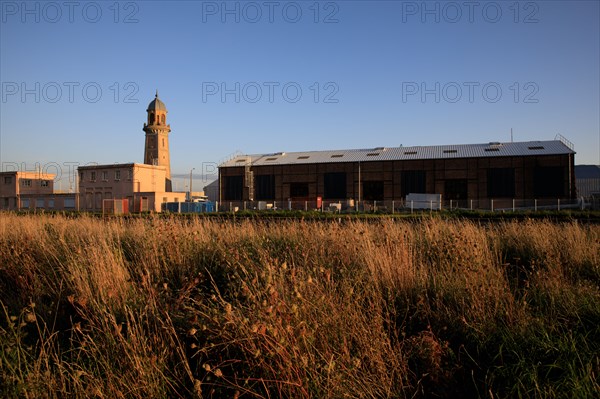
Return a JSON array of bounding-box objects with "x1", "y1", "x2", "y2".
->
[{"x1": 0, "y1": 214, "x2": 598, "y2": 398}]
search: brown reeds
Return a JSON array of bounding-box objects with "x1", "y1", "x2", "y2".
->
[{"x1": 0, "y1": 213, "x2": 598, "y2": 398}]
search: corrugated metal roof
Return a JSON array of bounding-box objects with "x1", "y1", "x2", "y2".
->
[{"x1": 219, "y1": 140, "x2": 575, "y2": 168}]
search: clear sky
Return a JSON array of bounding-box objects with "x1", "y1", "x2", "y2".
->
[{"x1": 1, "y1": 0, "x2": 599, "y2": 187}]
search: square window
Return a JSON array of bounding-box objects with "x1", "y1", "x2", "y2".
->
[
  {"x1": 224, "y1": 176, "x2": 243, "y2": 201},
  {"x1": 324, "y1": 172, "x2": 346, "y2": 199},
  {"x1": 363, "y1": 181, "x2": 384, "y2": 201},
  {"x1": 21, "y1": 179, "x2": 32, "y2": 187},
  {"x1": 401, "y1": 171, "x2": 426, "y2": 196},
  {"x1": 41, "y1": 180, "x2": 50, "y2": 187},
  {"x1": 290, "y1": 183, "x2": 309, "y2": 198},
  {"x1": 255, "y1": 175, "x2": 275, "y2": 200},
  {"x1": 487, "y1": 168, "x2": 515, "y2": 198},
  {"x1": 4, "y1": 176, "x2": 12, "y2": 184}
]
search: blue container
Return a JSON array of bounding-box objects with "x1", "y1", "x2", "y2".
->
[
  {"x1": 203, "y1": 202, "x2": 214, "y2": 212},
  {"x1": 164, "y1": 201, "x2": 214, "y2": 213},
  {"x1": 165, "y1": 202, "x2": 181, "y2": 212}
]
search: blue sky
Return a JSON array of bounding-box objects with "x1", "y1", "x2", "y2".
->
[{"x1": 1, "y1": 0, "x2": 599, "y2": 187}]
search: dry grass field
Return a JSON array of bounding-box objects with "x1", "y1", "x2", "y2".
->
[{"x1": 0, "y1": 213, "x2": 599, "y2": 398}]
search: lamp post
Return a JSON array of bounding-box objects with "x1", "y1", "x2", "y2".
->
[{"x1": 189, "y1": 168, "x2": 195, "y2": 202}]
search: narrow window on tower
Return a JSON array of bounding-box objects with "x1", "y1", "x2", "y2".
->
[{"x1": 162, "y1": 138, "x2": 165, "y2": 147}]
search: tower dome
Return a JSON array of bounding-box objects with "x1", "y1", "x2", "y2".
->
[{"x1": 147, "y1": 90, "x2": 167, "y2": 112}]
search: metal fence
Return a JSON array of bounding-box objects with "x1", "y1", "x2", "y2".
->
[{"x1": 213, "y1": 198, "x2": 588, "y2": 213}]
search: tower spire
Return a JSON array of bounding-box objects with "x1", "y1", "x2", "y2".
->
[
  {"x1": 143, "y1": 92, "x2": 172, "y2": 191},
  {"x1": 155, "y1": 89, "x2": 159, "y2": 98}
]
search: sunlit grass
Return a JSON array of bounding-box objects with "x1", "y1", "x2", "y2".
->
[{"x1": 0, "y1": 213, "x2": 598, "y2": 398}]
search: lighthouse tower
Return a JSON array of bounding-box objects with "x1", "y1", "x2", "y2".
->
[{"x1": 143, "y1": 91, "x2": 172, "y2": 191}]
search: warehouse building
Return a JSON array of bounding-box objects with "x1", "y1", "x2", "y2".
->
[{"x1": 218, "y1": 140, "x2": 576, "y2": 210}]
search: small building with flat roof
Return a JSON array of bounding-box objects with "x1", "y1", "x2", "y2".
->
[{"x1": 78, "y1": 163, "x2": 186, "y2": 212}]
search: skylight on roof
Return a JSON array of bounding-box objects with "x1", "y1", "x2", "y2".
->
[
  {"x1": 404, "y1": 151, "x2": 417, "y2": 155},
  {"x1": 366, "y1": 153, "x2": 380, "y2": 157},
  {"x1": 265, "y1": 157, "x2": 278, "y2": 161},
  {"x1": 297, "y1": 156, "x2": 310, "y2": 159},
  {"x1": 528, "y1": 146, "x2": 544, "y2": 150},
  {"x1": 484, "y1": 148, "x2": 500, "y2": 152},
  {"x1": 443, "y1": 149, "x2": 457, "y2": 154},
  {"x1": 331, "y1": 154, "x2": 344, "y2": 158}
]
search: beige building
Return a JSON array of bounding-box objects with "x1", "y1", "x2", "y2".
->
[
  {"x1": 0, "y1": 171, "x2": 78, "y2": 211},
  {"x1": 2, "y1": 92, "x2": 191, "y2": 213},
  {"x1": 76, "y1": 92, "x2": 185, "y2": 212},
  {"x1": 78, "y1": 163, "x2": 185, "y2": 212}
]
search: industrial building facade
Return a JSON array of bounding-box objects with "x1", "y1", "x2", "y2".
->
[{"x1": 219, "y1": 140, "x2": 576, "y2": 209}]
